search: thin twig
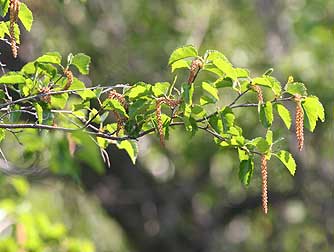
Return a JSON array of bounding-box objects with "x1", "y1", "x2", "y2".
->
[{"x1": 228, "y1": 87, "x2": 251, "y2": 107}]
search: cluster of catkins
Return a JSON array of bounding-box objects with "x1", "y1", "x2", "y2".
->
[{"x1": 254, "y1": 77, "x2": 305, "y2": 214}]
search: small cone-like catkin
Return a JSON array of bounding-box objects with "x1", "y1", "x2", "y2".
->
[
  {"x1": 155, "y1": 97, "x2": 180, "y2": 146},
  {"x1": 252, "y1": 84, "x2": 264, "y2": 104},
  {"x1": 188, "y1": 59, "x2": 203, "y2": 84},
  {"x1": 155, "y1": 99, "x2": 164, "y2": 146},
  {"x1": 63, "y1": 68, "x2": 74, "y2": 90},
  {"x1": 109, "y1": 90, "x2": 127, "y2": 108},
  {"x1": 10, "y1": 0, "x2": 20, "y2": 58},
  {"x1": 39, "y1": 86, "x2": 51, "y2": 104},
  {"x1": 261, "y1": 155, "x2": 268, "y2": 214},
  {"x1": 295, "y1": 95, "x2": 304, "y2": 151},
  {"x1": 108, "y1": 90, "x2": 127, "y2": 134}
]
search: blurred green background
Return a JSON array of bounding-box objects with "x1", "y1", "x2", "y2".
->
[{"x1": 0, "y1": 0, "x2": 334, "y2": 251}]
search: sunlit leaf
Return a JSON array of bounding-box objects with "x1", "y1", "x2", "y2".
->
[
  {"x1": 259, "y1": 101, "x2": 273, "y2": 128},
  {"x1": 302, "y1": 95, "x2": 325, "y2": 132},
  {"x1": 274, "y1": 103, "x2": 291, "y2": 129},
  {"x1": 36, "y1": 52, "x2": 62, "y2": 65},
  {"x1": 117, "y1": 140, "x2": 138, "y2": 164},
  {"x1": 239, "y1": 158, "x2": 254, "y2": 186},
  {"x1": 71, "y1": 53, "x2": 91, "y2": 75},
  {"x1": 202, "y1": 82, "x2": 219, "y2": 101},
  {"x1": 171, "y1": 59, "x2": 190, "y2": 72},
  {"x1": 18, "y1": 3, "x2": 33, "y2": 31},
  {"x1": 0, "y1": 74, "x2": 25, "y2": 84},
  {"x1": 274, "y1": 150, "x2": 296, "y2": 176},
  {"x1": 168, "y1": 45, "x2": 198, "y2": 65},
  {"x1": 285, "y1": 82, "x2": 307, "y2": 96},
  {"x1": 152, "y1": 82, "x2": 170, "y2": 97}
]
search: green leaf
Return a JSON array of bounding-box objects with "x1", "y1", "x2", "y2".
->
[
  {"x1": 182, "y1": 115, "x2": 197, "y2": 136},
  {"x1": 71, "y1": 131, "x2": 104, "y2": 174},
  {"x1": 182, "y1": 83, "x2": 194, "y2": 105},
  {"x1": 266, "y1": 129, "x2": 273, "y2": 146},
  {"x1": 274, "y1": 103, "x2": 291, "y2": 129},
  {"x1": 204, "y1": 50, "x2": 229, "y2": 62},
  {"x1": 191, "y1": 105, "x2": 206, "y2": 119},
  {"x1": 36, "y1": 62, "x2": 58, "y2": 78},
  {"x1": 0, "y1": 21, "x2": 9, "y2": 37},
  {"x1": 0, "y1": 0, "x2": 10, "y2": 17},
  {"x1": 88, "y1": 108, "x2": 101, "y2": 124},
  {"x1": 21, "y1": 62, "x2": 36, "y2": 75},
  {"x1": 70, "y1": 78, "x2": 96, "y2": 100},
  {"x1": 117, "y1": 140, "x2": 138, "y2": 164},
  {"x1": 202, "y1": 62, "x2": 224, "y2": 76},
  {"x1": 36, "y1": 52, "x2": 62, "y2": 65},
  {"x1": 152, "y1": 82, "x2": 170, "y2": 97},
  {"x1": 103, "y1": 99, "x2": 128, "y2": 117},
  {"x1": 0, "y1": 128, "x2": 5, "y2": 143},
  {"x1": 214, "y1": 77, "x2": 233, "y2": 88},
  {"x1": 274, "y1": 150, "x2": 296, "y2": 176},
  {"x1": 259, "y1": 101, "x2": 273, "y2": 128},
  {"x1": 168, "y1": 45, "x2": 198, "y2": 65},
  {"x1": 267, "y1": 76, "x2": 282, "y2": 96},
  {"x1": 171, "y1": 59, "x2": 190, "y2": 72},
  {"x1": 236, "y1": 68, "x2": 250, "y2": 78},
  {"x1": 239, "y1": 159, "x2": 254, "y2": 186},
  {"x1": 209, "y1": 113, "x2": 223, "y2": 134},
  {"x1": 252, "y1": 76, "x2": 272, "y2": 88},
  {"x1": 285, "y1": 82, "x2": 307, "y2": 96},
  {"x1": 221, "y1": 107, "x2": 235, "y2": 132},
  {"x1": 199, "y1": 95, "x2": 215, "y2": 105},
  {"x1": 0, "y1": 74, "x2": 25, "y2": 84},
  {"x1": 255, "y1": 137, "x2": 270, "y2": 153},
  {"x1": 213, "y1": 58, "x2": 237, "y2": 80},
  {"x1": 50, "y1": 93, "x2": 68, "y2": 109},
  {"x1": 9, "y1": 104, "x2": 21, "y2": 123},
  {"x1": 34, "y1": 103, "x2": 43, "y2": 124},
  {"x1": 0, "y1": 0, "x2": 9, "y2": 17},
  {"x1": 5, "y1": 21, "x2": 20, "y2": 43},
  {"x1": 202, "y1": 82, "x2": 219, "y2": 101},
  {"x1": 18, "y1": 3, "x2": 33, "y2": 31},
  {"x1": 302, "y1": 96, "x2": 325, "y2": 132},
  {"x1": 71, "y1": 53, "x2": 91, "y2": 75},
  {"x1": 125, "y1": 82, "x2": 152, "y2": 99}
]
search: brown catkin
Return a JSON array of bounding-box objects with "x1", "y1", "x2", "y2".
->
[
  {"x1": 63, "y1": 68, "x2": 74, "y2": 90},
  {"x1": 155, "y1": 97, "x2": 181, "y2": 146},
  {"x1": 108, "y1": 90, "x2": 127, "y2": 109},
  {"x1": 9, "y1": 0, "x2": 20, "y2": 58},
  {"x1": 295, "y1": 95, "x2": 304, "y2": 151},
  {"x1": 261, "y1": 155, "x2": 268, "y2": 214},
  {"x1": 16, "y1": 223, "x2": 26, "y2": 252},
  {"x1": 39, "y1": 86, "x2": 51, "y2": 104},
  {"x1": 108, "y1": 90, "x2": 128, "y2": 135},
  {"x1": 188, "y1": 58, "x2": 203, "y2": 84},
  {"x1": 252, "y1": 84, "x2": 263, "y2": 104},
  {"x1": 156, "y1": 98, "x2": 164, "y2": 146}
]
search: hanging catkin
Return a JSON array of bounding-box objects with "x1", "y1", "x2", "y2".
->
[
  {"x1": 261, "y1": 155, "x2": 268, "y2": 214},
  {"x1": 63, "y1": 68, "x2": 74, "y2": 90},
  {"x1": 188, "y1": 59, "x2": 203, "y2": 84},
  {"x1": 155, "y1": 97, "x2": 181, "y2": 146},
  {"x1": 9, "y1": 0, "x2": 20, "y2": 58},
  {"x1": 295, "y1": 94, "x2": 304, "y2": 151}
]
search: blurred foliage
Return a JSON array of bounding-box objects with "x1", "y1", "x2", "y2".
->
[{"x1": 0, "y1": 176, "x2": 96, "y2": 251}]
